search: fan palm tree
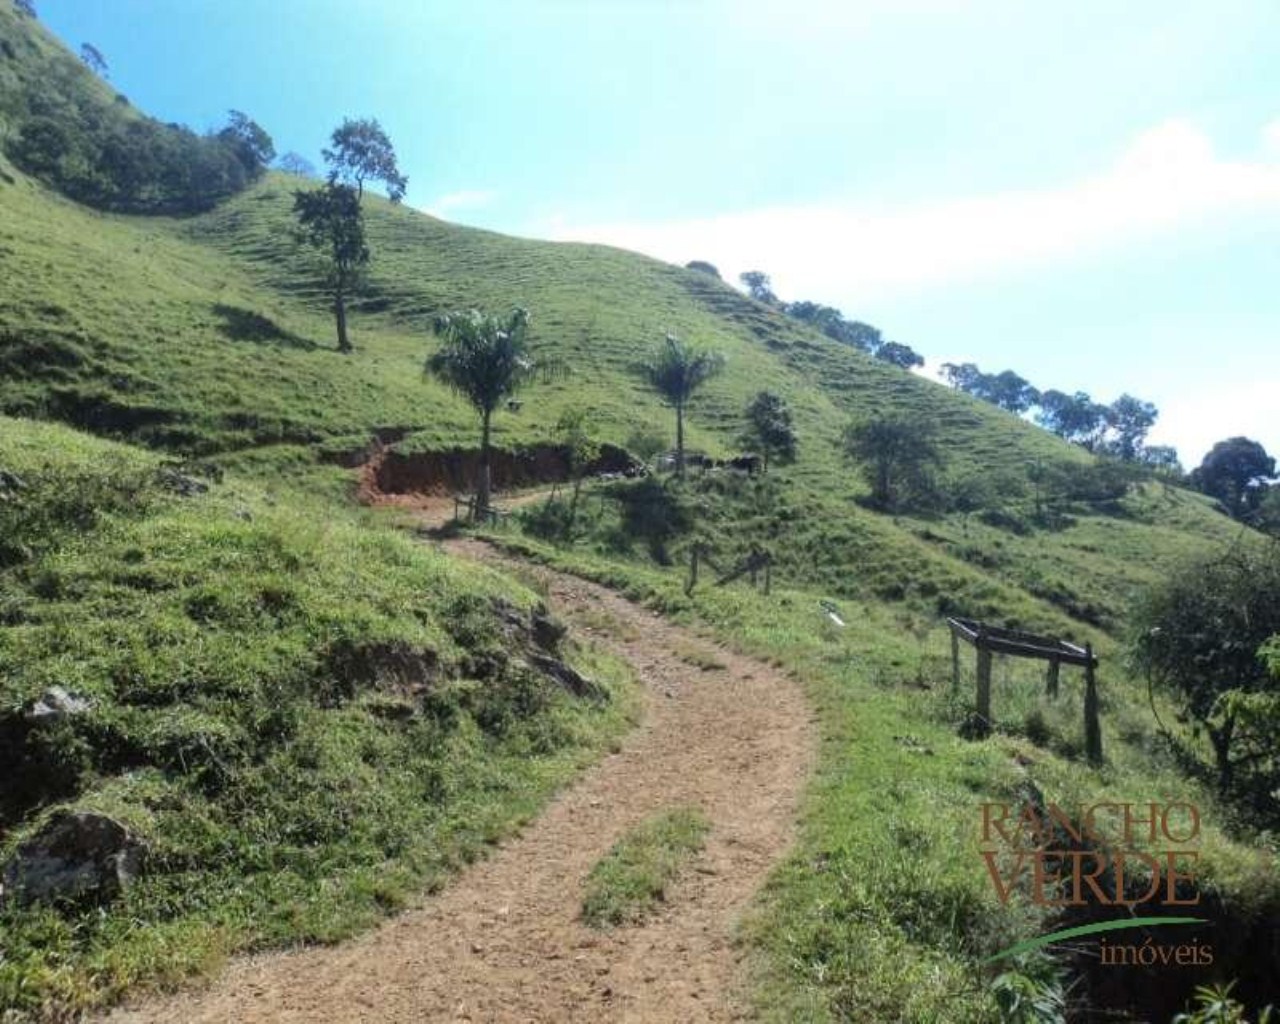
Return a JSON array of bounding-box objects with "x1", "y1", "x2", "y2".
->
[
  {"x1": 644, "y1": 333, "x2": 725, "y2": 476},
  {"x1": 426, "y1": 307, "x2": 545, "y2": 518}
]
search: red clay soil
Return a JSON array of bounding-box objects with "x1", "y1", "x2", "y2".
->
[{"x1": 101, "y1": 534, "x2": 815, "y2": 1024}]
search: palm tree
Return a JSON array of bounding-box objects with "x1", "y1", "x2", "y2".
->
[
  {"x1": 644, "y1": 333, "x2": 725, "y2": 476},
  {"x1": 426, "y1": 307, "x2": 542, "y2": 518}
]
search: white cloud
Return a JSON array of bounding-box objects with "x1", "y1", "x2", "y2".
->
[
  {"x1": 421, "y1": 189, "x2": 497, "y2": 219},
  {"x1": 1146, "y1": 376, "x2": 1280, "y2": 469},
  {"x1": 536, "y1": 119, "x2": 1280, "y2": 304},
  {"x1": 1264, "y1": 117, "x2": 1280, "y2": 158}
]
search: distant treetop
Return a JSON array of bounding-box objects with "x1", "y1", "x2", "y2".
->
[
  {"x1": 323, "y1": 117, "x2": 407, "y2": 203},
  {"x1": 685, "y1": 260, "x2": 721, "y2": 279},
  {"x1": 79, "y1": 43, "x2": 108, "y2": 78},
  {"x1": 277, "y1": 152, "x2": 319, "y2": 178}
]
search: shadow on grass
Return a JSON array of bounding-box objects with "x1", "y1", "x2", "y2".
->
[{"x1": 212, "y1": 304, "x2": 317, "y2": 351}]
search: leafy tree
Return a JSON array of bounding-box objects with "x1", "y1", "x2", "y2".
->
[
  {"x1": 1131, "y1": 543, "x2": 1280, "y2": 794},
  {"x1": 293, "y1": 183, "x2": 368, "y2": 353},
  {"x1": 982, "y1": 370, "x2": 1040, "y2": 413},
  {"x1": 625, "y1": 424, "x2": 668, "y2": 468},
  {"x1": 426, "y1": 308, "x2": 548, "y2": 517},
  {"x1": 1101, "y1": 393, "x2": 1158, "y2": 461},
  {"x1": 217, "y1": 110, "x2": 274, "y2": 179},
  {"x1": 1191, "y1": 437, "x2": 1276, "y2": 520},
  {"x1": 1035, "y1": 390, "x2": 1107, "y2": 449},
  {"x1": 322, "y1": 117, "x2": 407, "y2": 202},
  {"x1": 743, "y1": 391, "x2": 797, "y2": 472},
  {"x1": 277, "y1": 151, "x2": 318, "y2": 178},
  {"x1": 941, "y1": 361, "x2": 983, "y2": 392},
  {"x1": 940, "y1": 363, "x2": 1039, "y2": 413},
  {"x1": 643, "y1": 333, "x2": 725, "y2": 477},
  {"x1": 684, "y1": 260, "x2": 720, "y2": 279},
  {"x1": 842, "y1": 414, "x2": 942, "y2": 511},
  {"x1": 785, "y1": 301, "x2": 882, "y2": 352},
  {"x1": 79, "y1": 43, "x2": 108, "y2": 78},
  {"x1": 556, "y1": 407, "x2": 601, "y2": 528},
  {"x1": 739, "y1": 270, "x2": 779, "y2": 306},
  {"x1": 837, "y1": 320, "x2": 882, "y2": 353},
  {"x1": 1254, "y1": 487, "x2": 1280, "y2": 537},
  {"x1": 1138, "y1": 444, "x2": 1182, "y2": 477},
  {"x1": 13, "y1": 0, "x2": 36, "y2": 16},
  {"x1": 874, "y1": 341, "x2": 924, "y2": 370}
]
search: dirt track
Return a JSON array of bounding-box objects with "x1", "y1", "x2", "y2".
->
[{"x1": 103, "y1": 533, "x2": 815, "y2": 1023}]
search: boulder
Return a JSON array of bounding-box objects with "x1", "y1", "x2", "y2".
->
[
  {"x1": 25, "y1": 686, "x2": 94, "y2": 723},
  {"x1": 527, "y1": 652, "x2": 602, "y2": 700},
  {"x1": 1, "y1": 810, "x2": 146, "y2": 908}
]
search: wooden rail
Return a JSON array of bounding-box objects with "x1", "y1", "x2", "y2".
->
[{"x1": 946, "y1": 616, "x2": 1102, "y2": 764}]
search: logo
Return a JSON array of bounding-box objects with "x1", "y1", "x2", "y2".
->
[{"x1": 979, "y1": 800, "x2": 1208, "y2": 964}]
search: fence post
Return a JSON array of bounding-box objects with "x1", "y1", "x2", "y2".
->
[
  {"x1": 975, "y1": 637, "x2": 993, "y2": 737},
  {"x1": 950, "y1": 629, "x2": 960, "y2": 693},
  {"x1": 1084, "y1": 644, "x2": 1103, "y2": 764},
  {"x1": 1046, "y1": 659, "x2": 1060, "y2": 700},
  {"x1": 685, "y1": 544, "x2": 700, "y2": 596}
]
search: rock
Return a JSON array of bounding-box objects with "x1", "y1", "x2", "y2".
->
[
  {"x1": 1, "y1": 811, "x2": 146, "y2": 908},
  {"x1": 25, "y1": 686, "x2": 94, "y2": 723},
  {"x1": 531, "y1": 606, "x2": 567, "y2": 653},
  {"x1": 527, "y1": 653, "x2": 601, "y2": 700},
  {"x1": 155, "y1": 466, "x2": 209, "y2": 497}
]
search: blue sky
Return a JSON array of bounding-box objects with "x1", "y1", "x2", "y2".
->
[{"x1": 39, "y1": 0, "x2": 1279, "y2": 465}]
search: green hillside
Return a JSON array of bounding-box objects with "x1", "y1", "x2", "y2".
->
[{"x1": 1, "y1": 7, "x2": 1276, "y2": 1020}]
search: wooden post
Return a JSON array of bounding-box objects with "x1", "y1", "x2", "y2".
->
[
  {"x1": 951, "y1": 629, "x2": 961, "y2": 693},
  {"x1": 763, "y1": 558, "x2": 771, "y2": 595},
  {"x1": 1084, "y1": 644, "x2": 1102, "y2": 764},
  {"x1": 685, "y1": 544, "x2": 700, "y2": 596},
  {"x1": 975, "y1": 639, "x2": 993, "y2": 737},
  {"x1": 1046, "y1": 659, "x2": 1060, "y2": 700}
]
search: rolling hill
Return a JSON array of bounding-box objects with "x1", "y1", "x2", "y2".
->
[{"x1": 1, "y1": 6, "x2": 1276, "y2": 1021}]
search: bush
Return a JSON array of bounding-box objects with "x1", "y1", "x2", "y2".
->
[{"x1": 1131, "y1": 543, "x2": 1280, "y2": 804}]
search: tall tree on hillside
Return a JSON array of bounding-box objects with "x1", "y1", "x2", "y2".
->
[
  {"x1": 644, "y1": 333, "x2": 725, "y2": 477},
  {"x1": 1102, "y1": 394, "x2": 1158, "y2": 461},
  {"x1": 1035, "y1": 390, "x2": 1108, "y2": 449},
  {"x1": 293, "y1": 182, "x2": 368, "y2": 353},
  {"x1": 323, "y1": 117, "x2": 407, "y2": 202},
  {"x1": 217, "y1": 110, "x2": 275, "y2": 180},
  {"x1": 982, "y1": 370, "x2": 1040, "y2": 413},
  {"x1": 743, "y1": 391, "x2": 797, "y2": 472},
  {"x1": 1191, "y1": 437, "x2": 1276, "y2": 519},
  {"x1": 941, "y1": 361, "x2": 983, "y2": 392},
  {"x1": 79, "y1": 43, "x2": 108, "y2": 78},
  {"x1": 739, "y1": 271, "x2": 779, "y2": 306},
  {"x1": 874, "y1": 341, "x2": 924, "y2": 370},
  {"x1": 278, "y1": 151, "x2": 318, "y2": 178},
  {"x1": 842, "y1": 414, "x2": 942, "y2": 511},
  {"x1": 426, "y1": 308, "x2": 547, "y2": 517},
  {"x1": 1138, "y1": 445, "x2": 1182, "y2": 477}
]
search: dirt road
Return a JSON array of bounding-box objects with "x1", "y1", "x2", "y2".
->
[{"x1": 103, "y1": 533, "x2": 815, "y2": 1023}]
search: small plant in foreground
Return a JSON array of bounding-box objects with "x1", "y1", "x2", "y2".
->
[{"x1": 581, "y1": 807, "x2": 709, "y2": 927}]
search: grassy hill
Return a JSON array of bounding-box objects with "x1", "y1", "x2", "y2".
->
[{"x1": 2, "y1": 8, "x2": 1277, "y2": 1019}]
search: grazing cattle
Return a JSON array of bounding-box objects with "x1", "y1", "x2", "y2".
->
[{"x1": 727, "y1": 453, "x2": 762, "y2": 477}]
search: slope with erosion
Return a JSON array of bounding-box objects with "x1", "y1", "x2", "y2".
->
[{"x1": 0, "y1": 415, "x2": 640, "y2": 1017}]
